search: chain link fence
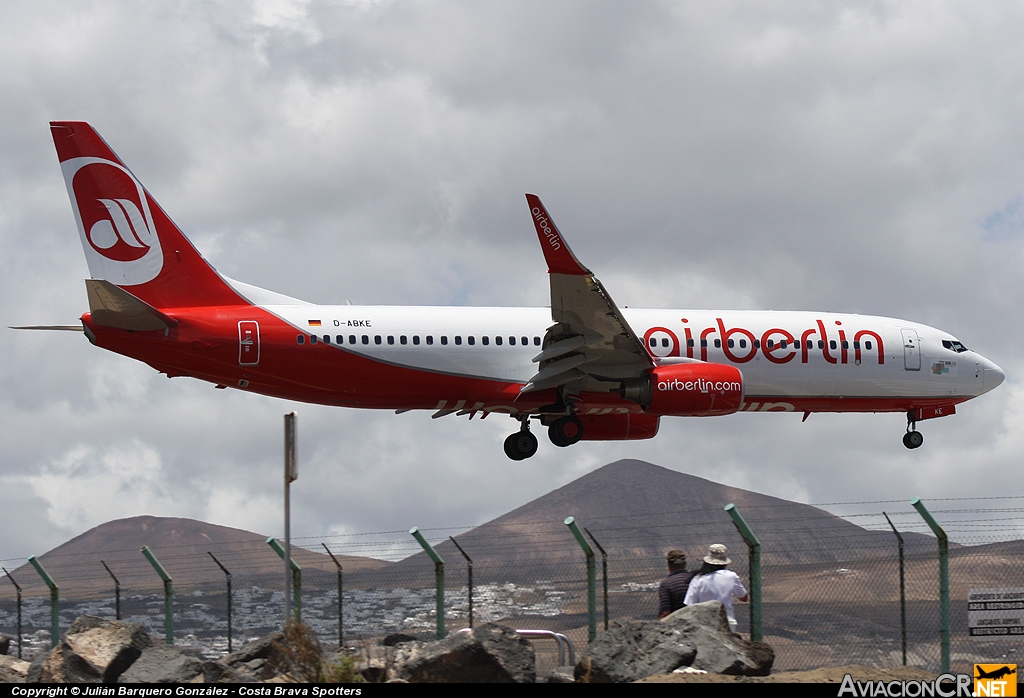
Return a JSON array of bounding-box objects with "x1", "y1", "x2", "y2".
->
[{"x1": 2, "y1": 497, "x2": 1022, "y2": 674}]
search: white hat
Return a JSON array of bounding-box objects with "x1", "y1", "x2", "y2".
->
[{"x1": 704, "y1": 543, "x2": 730, "y2": 565}]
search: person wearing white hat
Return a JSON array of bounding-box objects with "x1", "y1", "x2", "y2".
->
[{"x1": 682, "y1": 544, "x2": 749, "y2": 629}]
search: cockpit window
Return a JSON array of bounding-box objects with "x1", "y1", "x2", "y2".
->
[{"x1": 942, "y1": 339, "x2": 968, "y2": 353}]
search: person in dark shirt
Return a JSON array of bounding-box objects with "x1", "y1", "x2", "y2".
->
[{"x1": 657, "y1": 549, "x2": 693, "y2": 619}]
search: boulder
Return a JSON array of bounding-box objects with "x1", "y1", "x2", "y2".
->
[
  {"x1": 391, "y1": 624, "x2": 535, "y2": 683},
  {"x1": 0, "y1": 655, "x2": 30, "y2": 683},
  {"x1": 575, "y1": 601, "x2": 773, "y2": 682},
  {"x1": 0, "y1": 635, "x2": 10, "y2": 655},
  {"x1": 28, "y1": 616, "x2": 153, "y2": 683},
  {"x1": 117, "y1": 645, "x2": 207, "y2": 683},
  {"x1": 221, "y1": 632, "x2": 287, "y2": 681}
]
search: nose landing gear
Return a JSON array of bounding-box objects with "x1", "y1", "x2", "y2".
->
[
  {"x1": 504, "y1": 419, "x2": 539, "y2": 460},
  {"x1": 904, "y1": 412, "x2": 923, "y2": 449}
]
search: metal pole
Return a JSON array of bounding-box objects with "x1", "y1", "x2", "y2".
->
[
  {"x1": 410, "y1": 527, "x2": 445, "y2": 638},
  {"x1": 449, "y1": 537, "x2": 474, "y2": 629},
  {"x1": 208, "y1": 552, "x2": 233, "y2": 652},
  {"x1": 27, "y1": 556, "x2": 59, "y2": 648},
  {"x1": 141, "y1": 546, "x2": 173, "y2": 645},
  {"x1": 911, "y1": 498, "x2": 949, "y2": 673},
  {"x1": 883, "y1": 512, "x2": 907, "y2": 666},
  {"x1": 565, "y1": 517, "x2": 596, "y2": 642},
  {"x1": 284, "y1": 412, "x2": 297, "y2": 627},
  {"x1": 3, "y1": 568, "x2": 22, "y2": 658},
  {"x1": 322, "y1": 544, "x2": 344, "y2": 647},
  {"x1": 584, "y1": 528, "x2": 609, "y2": 631},
  {"x1": 725, "y1": 503, "x2": 762, "y2": 642},
  {"x1": 101, "y1": 560, "x2": 121, "y2": 620},
  {"x1": 267, "y1": 537, "x2": 302, "y2": 622}
]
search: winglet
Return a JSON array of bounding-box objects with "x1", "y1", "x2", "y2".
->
[{"x1": 525, "y1": 194, "x2": 591, "y2": 276}]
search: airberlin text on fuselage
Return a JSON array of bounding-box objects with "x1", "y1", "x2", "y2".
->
[{"x1": 647, "y1": 319, "x2": 885, "y2": 365}]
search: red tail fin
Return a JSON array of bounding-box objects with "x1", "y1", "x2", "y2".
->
[{"x1": 51, "y1": 121, "x2": 244, "y2": 309}]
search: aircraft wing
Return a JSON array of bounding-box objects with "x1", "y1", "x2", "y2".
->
[{"x1": 523, "y1": 194, "x2": 654, "y2": 394}]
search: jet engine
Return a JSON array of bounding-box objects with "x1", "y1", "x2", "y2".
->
[{"x1": 621, "y1": 363, "x2": 744, "y2": 417}]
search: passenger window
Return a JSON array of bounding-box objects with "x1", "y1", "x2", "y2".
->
[
  {"x1": 766, "y1": 339, "x2": 774, "y2": 349},
  {"x1": 455, "y1": 336, "x2": 462, "y2": 345},
  {"x1": 753, "y1": 340, "x2": 759, "y2": 349},
  {"x1": 780, "y1": 340, "x2": 787, "y2": 349},
  {"x1": 534, "y1": 337, "x2": 541, "y2": 346},
  {"x1": 700, "y1": 339, "x2": 707, "y2": 348},
  {"x1": 362, "y1": 335, "x2": 369, "y2": 345},
  {"x1": 374, "y1": 335, "x2": 382, "y2": 345},
  {"x1": 830, "y1": 340, "x2": 837, "y2": 350},
  {"x1": 482, "y1": 336, "x2": 489, "y2": 345},
  {"x1": 728, "y1": 339, "x2": 735, "y2": 348},
  {"x1": 509, "y1": 336, "x2": 516, "y2": 345},
  {"x1": 400, "y1": 336, "x2": 407, "y2": 345},
  {"x1": 426, "y1": 335, "x2": 433, "y2": 345},
  {"x1": 687, "y1": 338, "x2": 694, "y2": 347},
  {"x1": 793, "y1": 340, "x2": 799, "y2": 349},
  {"x1": 468, "y1": 336, "x2": 475, "y2": 345},
  {"x1": 387, "y1": 336, "x2": 394, "y2": 345},
  {"x1": 413, "y1": 336, "x2": 420, "y2": 345},
  {"x1": 297, "y1": 335, "x2": 305, "y2": 344},
  {"x1": 495, "y1": 336, "x2": 502, "y2": 345},
  {"x1": 662, "y1": 338, "x2": 669, "y2": 348},
  {"x1": 841, "y1": 341, "x2": 849, "y2": 350},
  {"x1": 441, "y1": 336, "x2": 448, "y2": 345},
  {"x1": 818, "y1": 340, "x2": 824, "y2": 349},
  {"x1": 310, "y1": 335, "x2": 318, "y2": 345},
  {"x1": 349, "y1": 335, "x2": 356, "y2": 344},
  {"x1": 739, "y1": 339, "x2": 747, "y2": 349},
  {"x1": 714, "y1": 339, "x2": 721, "y2": 348},
  {"x1": 323, "y1": 335, "x2": 330, "y2": 343},
  {"x1": 336, "y1": 335, "x2": 344, "y2": 344},
  {"x1": 865, "y1": 341, "x2": 872, "y2": 350},
  {"x1": 522, "y1": 336, "x2": 529, "y2": 345},
  {"x1": 650, "y1": 338, "x2": 657, "y2": 348}
]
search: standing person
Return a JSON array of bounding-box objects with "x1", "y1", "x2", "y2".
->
[
  {"x1": 683, "y1": 544, "x2": 749, "y2": 629},
  {"x1": 657, "y1": 550, "x2": 693, "y2": 619}
]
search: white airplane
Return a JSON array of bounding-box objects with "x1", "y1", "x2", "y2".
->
[{"x1": 29, "y1": 121, "x2": 1004, "y2": 460}]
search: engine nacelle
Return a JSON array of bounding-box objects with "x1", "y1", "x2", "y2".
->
[
  {"x1": 622, "y1": 363, "x2": 744, "y2": 417},
  {"x1": 577, "y1": 413, "x2": 660, "y2": 441}
]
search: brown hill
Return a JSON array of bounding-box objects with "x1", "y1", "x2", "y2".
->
[
  {"x1": 7, "y1": 516, "x2": 389, "y2": 594},
  {"x1": 388, "y1": 459, "x2": 939, "y2": 580}
]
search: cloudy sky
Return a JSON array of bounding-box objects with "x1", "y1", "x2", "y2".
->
[{"x1": 2, "y1": 0, "x2": 1023, "y2": 563}]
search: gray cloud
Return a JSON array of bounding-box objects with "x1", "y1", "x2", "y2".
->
[{"x1": 1, "y1": 0, "x2": 1022, "y2": 562}]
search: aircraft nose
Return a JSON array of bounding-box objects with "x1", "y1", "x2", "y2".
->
[{"x1": 982, "y1": 361, "x2": 1005, "y2": 394}]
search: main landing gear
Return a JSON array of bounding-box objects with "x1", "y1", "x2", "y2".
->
[
  {"x1": 504, "y1": 419, "x2": 538, "y2": 461},
  {"x1": 904, "y1": 412, "x2": 924, "y2": 450},
  {"x1": 548, "y1": 415, "x2": 584, "y2": 448}
]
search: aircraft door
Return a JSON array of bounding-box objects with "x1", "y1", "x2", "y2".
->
[
  {"x1": 900, "y1": 328, "x2": 920, "y2": 371},
  {"x1": 239, "y1": 320, "x2": 260, "y2": 366}
]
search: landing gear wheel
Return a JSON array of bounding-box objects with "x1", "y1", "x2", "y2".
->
[
  {"x1": 549, "y1": 416, "x2": 584, "y2": 447},
  {"x1": 504, "y1": 430, "x2": 538, "y2": 460},
  {"x1": 903, "y1": 431, "x2": 923, "y2": 449}
]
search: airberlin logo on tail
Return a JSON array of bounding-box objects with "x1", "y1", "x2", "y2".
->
[
  {"x1": 531, "y1": 207, "x2": 562, "y2": 251},
  {"x1": 61, "y1": 157, "x2": 163, "y2": 286}
]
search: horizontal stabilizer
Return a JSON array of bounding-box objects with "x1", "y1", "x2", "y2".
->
[
  {"x1": 86, "y1": 279, "x2": 177, "y2": 331},
  {"x1": 9, "y1": 325, "x2": 83, "y2": 331}
]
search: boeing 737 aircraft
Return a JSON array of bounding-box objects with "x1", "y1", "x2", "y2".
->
[{"x1": 25, "y1": 121, "x2": 1005, "y2": 460}]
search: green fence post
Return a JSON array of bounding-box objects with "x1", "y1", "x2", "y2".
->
[
  {"x1": 449, "y1": 537, "x2": 474, "y2": 629},
  {"x1": 27, "y1": 556, "x2": 59, "y2": 648},
  {"x1": 322, "y1": 544, "x2": 344, "y2": 647},
  {"x1": 4, "y1": 567, "x2": 24, "y2": 657},
  {"x1": 584, "y1": 528, "x2": 609, "y2": 632},
  {"x1": 911, "y1": 498, "x2": 949, "y2": 673},
  {"x1": 725, "y1": 503, "x2": 762, "y2": 642},
  {"x1": 267, "y1": 537, "x2": 302, "y2": 623},
  {"x1": 101, "y1": 561, "x2": 121, "y2": 621},
  {"x1": 410, "y1": 527, "x2": 445, "y2": 639},
  {"x1": 565, "y1": 517, "x2": 596, "y2": 642},
  {"x1": 141, "y1": 546, "x2": 173, "y2": 645}
]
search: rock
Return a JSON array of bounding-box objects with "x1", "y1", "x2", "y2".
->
[
  {"x1": 0, "y1": 635, "x2": 10, "y2": 655},
  {"x1": 382, "y1": 633, "x2": 419, "y2": 646},
  {"x1": 391, "y1": 624, "x2": 535, "y2": 683},
  {"x1": 574, "y1": 620, "x2": 697, "y2": 683},
  {"x1": 575, "y1": 601, "x2": 773, "y2": 683},
  {"x1": 222, "y1": 632, "x2": 287, "y2": 680},
  {"x1": 545, "y1": 666, "x2": 576, "y2": 683},
  {"x1": 0, "y1": 655, "x2": 30, "y2": 683},
  {"x1": 28, "y1": 616, "x2": 153, "y2": 683},
  {"x1": 355, "y1": 645, "x2": 396, "y2": 682},
  {"x1": 117, "y1": 645, "x2": 208, "y2": 683}
]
